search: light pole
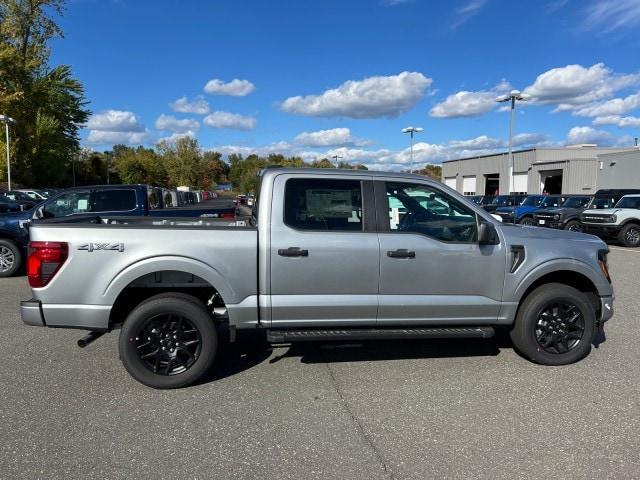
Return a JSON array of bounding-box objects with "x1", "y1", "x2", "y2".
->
[
  {"x1": 496, "y1": 90, "x2": 530, "y2": 194},
  {"x1": 332, "y1": 154, "x2": 343, "y2": 168},
  {"x1": 0, "y1": 115, "x2": 16, "y2": 191},
  {"x1": 402, "y1": 126, "x2": 423, "y2": 173}
]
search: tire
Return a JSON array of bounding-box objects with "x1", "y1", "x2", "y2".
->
[
  {"x1": 0, "y1": 239, "x2": 22, "y2": 277},
  {"x1": 618, "y1": 223, "x2": 640, "y2": 248},
  {"x1": 510, "y1": 283, "x2": 595, "y2": 365},
  {"x1": 119, "y1": 293, "x2": 217, "y2": 389},
  {"x1": 564, "y1": 220, "x2": 583, "y2": 233},
  {"x1": 519, "y1": 216, "x2": 535, "y2": 226}
]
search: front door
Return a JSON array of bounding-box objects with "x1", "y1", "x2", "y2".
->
[
  {"x1": 376, "y1": 180, "x2": 506, "y2": 325},
  {"x1": 269, "y1": 175, "x2": 379, "y2": 327}
]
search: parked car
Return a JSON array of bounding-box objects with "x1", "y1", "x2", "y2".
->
[
  {"x1": 481, "y1": 194, "x2": 526, "y2": 214},
  {"x1": 0, "y1": 197, "x2": 23, "y2": 213},
  {"x1": 581, "y1": 193, "x2": 640, "y2": 247},
  {"x1": 494, "y1": 194, "x2": 567, "y2": 225},
  {"x1": 0, "y1": 184, "x2": 237, "y2": 277},
  {"x1": 15, "y1": 189, "x2": 47, "y2": 201},
  {"x1": 21, "y1": 168, "x2": 613, "y2": 388},
  {"x1": 1, "y1": 191, "x2": 39, "y2": 210}
]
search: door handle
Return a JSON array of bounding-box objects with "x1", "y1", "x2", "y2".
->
[
  {"x1": 278, "y1": 247, "x2": 309, "y2": 257},
  {"x1": 387, "y1": 249, "x2": 416, "y2": 259}
]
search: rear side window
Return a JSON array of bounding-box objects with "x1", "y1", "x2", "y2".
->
[
  {"x1": 93, "y1": 189, "x2": 137, "y2": 212},
  {"x1": 284, "y1": 178, "x2": 363, "y2": 231}
]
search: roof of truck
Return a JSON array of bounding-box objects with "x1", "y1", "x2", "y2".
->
[{"x1": 260, "y1": 167, "x2": 433, "y2": 181}]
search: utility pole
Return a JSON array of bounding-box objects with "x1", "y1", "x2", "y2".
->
[
  {"x1": 496, "y1": 90, "x2": 530, "y2": 193},
  {"x1": 402, "y1": 126, "x2": 423, "y2": 173}
]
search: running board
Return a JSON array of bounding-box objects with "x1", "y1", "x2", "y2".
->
[{"x1": 266, "y1": 327, "x2": 495, "y2": 343}]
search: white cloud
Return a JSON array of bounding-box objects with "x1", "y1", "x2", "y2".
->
[
  {"x1": 86, "y1": 130, "x2": 149, "y2": 145},
  {"x1": 566, "y1": 126, "x2": 615, "y2": 146},
  {"x1": 452, "y1": 0, "x2": 488, "y2": 29},
  {"x1": 513, "y1": 132, "x2": 550, "y2": 146},
  {"x1": 157, "y1": 130, "x2": 198, "y2": 144},
  {"x1": 583, "y1": 0, "x2": 640, "y2": 34},
  {"x1": 204, "y1": 78, "x2": 256, "y2": 96},
  {"x1": 281, "y1": 71, "x2": 432, "y2": 119},
  {"x1": 447, "y1": 135, "x2": 503, "y2": 150},
  {"x1": 430, "y1": 80, "x2": 511, "y2": 118},
  {"x1": 86, "y1": 110, "x2": 145, "y2": 132},
  {"x1": 592, "y1": 115, "x2": 640, "y2": 128},
  {"x1": 573, "y1": 92, "x2": 640, "y2": 117},
  {"x1": 170, "y1": 96, "x2": 210, "y2": 115},
  {"x1": 203, "y1": 111, "x2": 256, "y2": 130},
  {"x1": 154, "y1": 114, "x2": 199, "y2": 133},
  {"x1": 293, "y1": 127, "x2": 370, "y2": 147},
  {"x1": 523, "y1": 63, "x2": 640, "y2": 110}
]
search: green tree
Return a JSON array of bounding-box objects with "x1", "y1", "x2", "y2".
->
[
  {"x1": 157, "y1": 136, "x2": 201, "y2": 187},
  {"x1": 0, "y1": 0, "x2": 89, "y2": 187}
]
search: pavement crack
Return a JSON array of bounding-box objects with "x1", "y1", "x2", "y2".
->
[{"x1": 323, "y1": 360, "x2": 397, "y2": 480}]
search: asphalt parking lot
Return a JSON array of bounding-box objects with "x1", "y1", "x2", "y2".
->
[{"x1": 1, "y1": 247, "x2": 639, "y2": 479}]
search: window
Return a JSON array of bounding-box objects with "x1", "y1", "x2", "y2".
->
[
  {"x1": 385, "y1": 182, "x2": 477, "y2": 243},
  {"x1": 42, "y1": 191, "x2": 90, "y2": 218},
  {"x1": 284, "y1": 178, "x2": 363, "y2": 231},
  {"x1": 93, "y1": 189, "x2": 137, "y2": 212},
  {"x1": 615, "y1": 196, "x2": 640, "y2": 209}
]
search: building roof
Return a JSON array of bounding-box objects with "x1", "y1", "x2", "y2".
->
[{"x1": 441, "y1": 146, "x2": 638, "y2": 164}]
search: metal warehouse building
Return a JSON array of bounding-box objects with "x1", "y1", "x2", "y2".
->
[{"x1": 441, "y1": 146, "x2": 640, "y2": 196}]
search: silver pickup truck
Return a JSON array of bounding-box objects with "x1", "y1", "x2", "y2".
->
[{"x1": 21, "y1": 169, "x2": 614, "y2": 388}]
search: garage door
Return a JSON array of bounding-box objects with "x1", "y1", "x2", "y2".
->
[
  {"x1": 444, "y1": 177, "x2": 457, "y2": 190},
  {"x1": 513, "y1": 173, "x2": 528, "y2": 193},
  {"x1": 462, "y1": 176, "x2": 476, "y2": 195}
]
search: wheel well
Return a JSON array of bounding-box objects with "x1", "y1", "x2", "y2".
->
[
  {"x1": 108, "y1": 270, "x2": 226, "y2": 329},
  {"x1": 519, "y1": 270, "x2": 600, "y2": 316}
]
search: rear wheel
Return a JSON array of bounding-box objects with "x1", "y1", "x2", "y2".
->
[
  {"x1": 618, "y1": 223, "x2": 640, "y2": 248},
  {"x1": 119, "y1": 293, "x2": 217, "y2": 389},
  {"x1": 519, "y1": 217, "x2": 535, "y2": 226},
  {"x1": 564, "y1": 220, "x2": 583, "y2": 233},
  {"x1": 0, "y1": 239, "x2": 21, "y2": 277},
  {"x1": 510, "y1": 283, "x2": 595, "y2": 365}
]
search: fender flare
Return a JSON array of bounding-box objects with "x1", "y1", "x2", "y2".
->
[
  {"x1": 102, "y1": 255, "x2": 238, "y2": 306},
  {"x1": 512, "y1": 258, "x2": 611, "y2": 302}
]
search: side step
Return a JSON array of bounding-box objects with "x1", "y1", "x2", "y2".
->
[{"x1": 266, "y1": 327, "x2": 495, "y2": 343}]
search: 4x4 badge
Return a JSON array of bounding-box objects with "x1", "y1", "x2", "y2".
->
[{"x1": 78, "y1": 242, "x2": 125, "y2": 252}]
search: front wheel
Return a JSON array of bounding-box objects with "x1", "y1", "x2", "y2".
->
[
  {"x1": 519, "y1": 217, "x2": 535, "y2": 226},
  {"x1": 618, "y1": 223, "x2": 640, "y2": 248},
  {"x1": 119, "y1": 293, "x2": 217, "y2": 389},
  {"x1": 510, "y1": 283, "x2": 595, "y2": 365},
  {"x1": 564, "y1": 220, "x2": 583, "y2": 233}
]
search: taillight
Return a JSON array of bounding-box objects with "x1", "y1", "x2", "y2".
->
[
  {"x1": 222, "y1": 212, "x2": 236, "y2": 219},
  {"x1": 27, "y1": 241, "x2": 68, "y2": 288}
]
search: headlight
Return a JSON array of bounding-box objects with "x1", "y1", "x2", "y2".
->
[
  {"x1": 608, "y1": 215, "x2": 617, "y2": 222},
  {"x1": 553, "y1": 214, "x2": 560, "y2": 220},
  {"x1": 598, "y1": 248, "x2": 611, "y2": 282}
]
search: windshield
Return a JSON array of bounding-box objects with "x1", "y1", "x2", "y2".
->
[
  {"x1": 521, "y1": 196, "x2": 543, "y2": 207},
  {"x1": 489, "y1": 195, "x2": 513, "y2": 207},
  {"x1": 562, "y1": 196, "x2": 591, "y2": 208},
  {"x1": 588, "y1": 196, "x2": 616, "y2": 209},
  {"x1": 540, "y1": 196, "x2": 563, "y2": 208},
  {"x1": 615, "y1": 196, "x2": 640, "y2": 209}
]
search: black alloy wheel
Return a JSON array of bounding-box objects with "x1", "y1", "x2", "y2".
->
[
  {"x1": 564, "y1": 220, "x2": 583, "y2": 233},
  {"x1": 119, "y1": 293, "x2": 218, "y2": 389},
  {"x1": 0, "y1": 239, "x2": 21, "y2": 277},
  {"x1": 534, "y1": 301, "x2": 585, "y2": 354},
  {"x1": 620, "y1": 224, "x2": 640, "y2": 248},
  {"x1": 519, "y1": 217, "x2": 536, "y2": 226},
  {"x1": 135, "y1": 314, "x2": 202, "y2": 375}
]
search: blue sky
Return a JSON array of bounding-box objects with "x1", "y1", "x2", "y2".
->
[{"x1": 50, "y1": 0, "x2": 640, "y2": 170}]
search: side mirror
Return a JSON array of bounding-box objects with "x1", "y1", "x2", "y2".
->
[
  {"x1": 33, "y1": 207, "x2": 44, "y2": 220},
  {"x1": 478, "y1": 221, "x2": 499, "y2": 245}
]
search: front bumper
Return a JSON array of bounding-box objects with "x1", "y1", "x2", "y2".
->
[
  {"x1": 583, "y1": 225, "x2": 620, "y2": 237},
  {"x1": 21, "y1": 299, "x2": 45, "y2": 326}
]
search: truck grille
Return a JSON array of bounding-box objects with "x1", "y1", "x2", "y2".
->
[
  {"x1": 534, "y1": 213, "x2": 554, "y2": 220},
  {"x1": 581, "y1": 215, "x2": 614, "y2": 223}
]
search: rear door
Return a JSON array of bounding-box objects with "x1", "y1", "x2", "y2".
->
[
  {"x1": 268, "y1": 174, "x2": 379, "y2": 327},
  {"x1": 375, "y1": 180, "x2": 507, "y2": 325}
]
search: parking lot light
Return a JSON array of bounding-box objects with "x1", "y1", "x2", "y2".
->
[
  {"x1": 496, "y1": 91, "x2": 530, "y2": 193},
  {"x1": 0, "y1": 114, "x2": 17, "y2": 191},
  {"x1": 402, "y1": 126, "x2": 423, "y2": 174}
]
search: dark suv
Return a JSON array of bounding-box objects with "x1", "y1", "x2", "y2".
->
[
  {"x1": 481, "y1": 194, "x2": 526, "y2": 214},
  {"x1": 533, "y1": 195, "x2": 593, "y2": 232}
]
